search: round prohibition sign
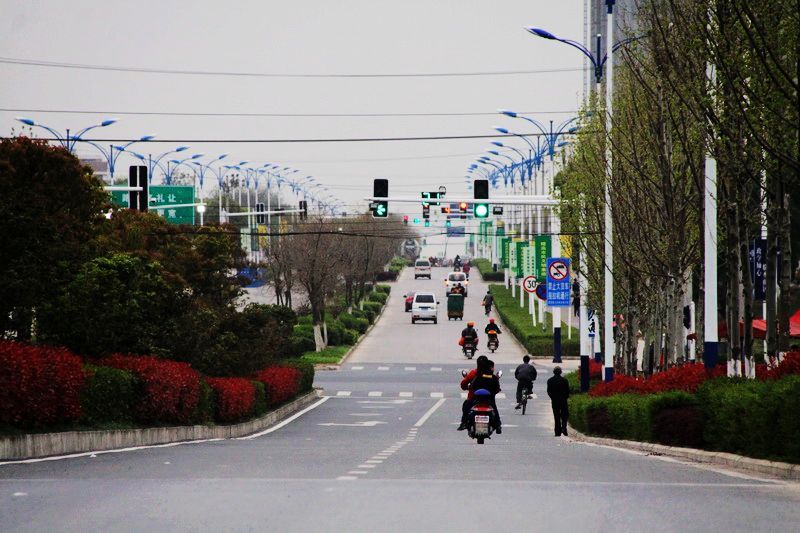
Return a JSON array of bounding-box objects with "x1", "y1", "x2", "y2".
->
[
  {"x1": 548, "y1": 260, "x2": 569, "y2": 281},
  {"x1": 522, "y1": 275, "x2": 538, "y2": 294}
]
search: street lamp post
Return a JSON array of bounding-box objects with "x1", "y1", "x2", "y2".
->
[
  {"x1": 526, "y1": 0, "x2": 632, "y2": 380},
  {"x1": 15, "y1": 117, "x2": 118, "y2": 153},
  {"x1": 79, "y1": 135, "x2": 155, "y2": 183},
  {"x1": 123, "y1": 146, "x2": 190, "y2": 184}
]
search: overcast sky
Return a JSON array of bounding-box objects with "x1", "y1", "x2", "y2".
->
[{"x1": 1, "y1": 0, "x2": 585, "y2": 215}]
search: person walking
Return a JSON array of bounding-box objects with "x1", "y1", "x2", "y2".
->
[{"x1": 546, "y1": 366, "x2": 570, "y2": 436}]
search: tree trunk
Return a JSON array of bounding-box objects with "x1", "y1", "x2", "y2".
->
[
  {"x1": 739, "y1": 203, "x2": 754, "y2": 377},
  {"x1": 766, "y1": 178, "x2": 779, "y2": 360},
  {"x1": 778, "y1": 192, "x2": 793, "y2": 354}
]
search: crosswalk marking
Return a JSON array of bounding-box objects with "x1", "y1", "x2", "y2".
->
[
  {"x1": 429, "y1": 392, "x2": 444, "y2": 398},
  {"x1": 399, "y1": 392, "x2": 413, "y2": 398},
  {"x1": 430, "y1": 367, "x2": 442, "y2": 372},
  {"x1": 377, "y1": 366, "x2": 390, "y2": 371},
  {"x1": 336, "y1": 391, "x2": 352, "y2": 397},
  {"x1": 352, "y1": 366, "x2": 364, "y2": 370},
  {"x1": 404, "y1": 367, "x2": 416, "y2": 371},
  {"x1": 368, "y1": 391, "x2": 383, "y2": 397}
]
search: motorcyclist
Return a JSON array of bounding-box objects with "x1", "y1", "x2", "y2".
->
[
  {"x1": 462, "y1": 262, "x2": 471, "y2": 280},
  {"x1": 481, "y1": 290, "x2": 494, "y2": 316},
  {"x1": 450, "y1": 283, "x2": 465, "y2": 296},
  {"x1": 454, "y1": 255, "x2": 462, "y2": 269},
  {"x1": 458, "y1": 355, "x2": 488, "y2": 430},
  {"x1": 466, "y1": 358, "x2": 502, "y2": 434},
  {"x1": 460, "y1": 321, "x2": 479, "y2": 354},
  {"x1": 514, "y1": 355, "x2": 538, "y2": 409},
  {"x1": 485, "y1": 318, "x2": 501, "y2": 348}
]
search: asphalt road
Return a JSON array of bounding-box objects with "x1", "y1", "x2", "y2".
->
[{"x1": 2, "y1": 266, "x2": 799, "y2": 532}]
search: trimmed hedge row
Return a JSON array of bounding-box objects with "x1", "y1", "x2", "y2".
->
[
  {"x1": 488, "y1": 284, "x2": 579, "y2": 357},
  {"x1": 473, "y1": 258, "x2": 505, "y2": 282},
  {"x1": 570, "y1": 376, "x2": 800, "y2": 463},
  {"x1": 0, "y1": 340, "x2": 314, "y2": 430}
]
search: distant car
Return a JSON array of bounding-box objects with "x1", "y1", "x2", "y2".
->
[
  {"x1": 411, "y1": 292, "x2": 439, "y2": 324},
  {"x1": 414, "y1": 259, "x2": 432, "y2": 279},
  {"x1": 444, "y1": 272, "x2": 469, "y2": 297},
  {"x1": 404, "y1": 292, "x2": 416, "y2": 312}
]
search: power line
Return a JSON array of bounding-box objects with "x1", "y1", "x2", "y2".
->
[
  {"x1": 0, "y1": 107, "x2": 580, "y2": 118},
  {"x1": 9, "y1": 131, "x2": 571, "y2": 144},
  {"x1": 0, "y1": 57, "x2": 583, "y2": 79}
]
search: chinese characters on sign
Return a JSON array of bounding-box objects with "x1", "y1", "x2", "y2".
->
[{"x1": 546, "y1": 258, "x2": 571, "y2": 308}]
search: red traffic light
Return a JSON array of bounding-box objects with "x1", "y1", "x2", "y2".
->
[
  {"x1": 403, "y1": 215, "x2": 409, "y2": 224},
  {"x1": 459, "y1": 202, "x2": 468, "y2": 212},
  {"x1": 442, "y1": 207, "x2": 451, "y2": 214}
]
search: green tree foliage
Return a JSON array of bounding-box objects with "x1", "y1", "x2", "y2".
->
[{"x1": 0, "y1": 137, "x2": 107, "y2": 339}]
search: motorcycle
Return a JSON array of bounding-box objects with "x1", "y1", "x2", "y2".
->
[
  {"x1": 461, "y1": 369, "x2": 502, "y2": 444},
  {"x1": 486, "y1": 333, "x2": 499, "y2": 353},
  {"x1": 462, "y1": 338, "x2": 477, "y2": 359}
]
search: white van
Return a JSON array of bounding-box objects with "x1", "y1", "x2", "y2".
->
[
  {"x1": 411, "y1": 292, "x2": 438, "y2": 324},
  {"x1": 445, "y1": 271, "x2": 469, "y2": 297},
  {"x1": 414, "y1": 259, "x2": 432, "y2": 279}
]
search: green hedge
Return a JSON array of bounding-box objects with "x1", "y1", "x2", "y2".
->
[
  {"x1": 570, "y1": 391, "x2": 701, "y2": 445},
  {"x1": 489, "y1": 284, "x2": 579, "y2": 357},
  {"x1": 339, "y1": 313, "x2": 369, "y2": 334},
  {"x1": 696, "y1": 376, "x2": 800, "y2": 463},
  {"x1": 363, "y1": 301, "x2": 383, "y2": 317},
  {"x1": 283, "y1": 359, "x2": 315, "y2": 393},
  {"x1": 252, "y1": 380, "x2": 268, "y2": 416},
  {"x1": 81, "y1": 365, "x2": 139, "y2": 425},
  {"x1": 367, "y1": 291, "x2": 388, "y2": 304},
  {"x1": 376, "y1": 284, "x2": 392, "y2": 295},
  {"x1": 473, "y1": 258, "x2": 505, "y2": 282}
]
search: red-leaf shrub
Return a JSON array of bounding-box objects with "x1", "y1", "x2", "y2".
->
[
  {"x1": 102, "y1": 355, "x2": 201, "y2": 424},
  {"x1": 758, "y1": 352, "x2": 800, "y2": 381},
  {"x1": 589, "y1": 363, "x2": 725, "y2": 397},
  {"x1": 588, "y1": 359, "x2": 603, "y2": 380},
  {"x1": 589, "y1": 375, "x2": 648, "y2": 397},
  {"x1": 644, "y1": 363, "x2": 724, "y2": 394},
  {"x1": 206, "y1": 377, "x2": 256, "y2": 423},
  {"x1": 0, "y1": 341, "x2": 85, "y2": 427},
  {"x1": 253, "y1": 366, "x2": 302, "y2": 406}
]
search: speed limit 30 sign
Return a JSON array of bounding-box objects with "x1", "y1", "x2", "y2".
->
[{"x1": 522, "y1": 275, "x2": 537, "y2": 294}]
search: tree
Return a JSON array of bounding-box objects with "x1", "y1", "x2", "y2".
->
[{"x1": 0, "y1": 137, "x2": 107, "y2": 340}]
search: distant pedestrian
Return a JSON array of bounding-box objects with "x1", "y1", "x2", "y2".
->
[{"x1": 546, "y1": 366, "x2": 570, "y2": 437}]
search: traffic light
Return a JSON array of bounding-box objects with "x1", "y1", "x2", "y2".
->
[
  {"x1": 442, "y1": 206, "x2": 451, "y2": 215},
  {"x1": 413, "y1": 218, "x2": 420, "y2": 224},
  {"x1": 422, "y1": 204, "x2": 430, "y2": 219},
  {"x1": 474, "y1": 179, "x2": 489, "y2": 219},
  {"x1": 424, "y1": 220, "x2": 430, "y2": 227},
  {"x1": 445, "y1": 220, "x2": 452, "y2": 227},
  {"x1": 403, "y1": 215, "x2": 409, "y2": 225},
  {"x1": 299, "y1": 200, "x2": 308, "y2": 220},
  {"x1": 459, "y1": 201, "x2": 468, "y2": 220},
  {"x1": 373, "y1": 178, "x2": 388, "y2": 218},
  {"x1": 256, "y1": 202, "x2": 265, "y2": 224},
  {"x1": 128, "y1": 165, "x2": 148, "y2": 212}
]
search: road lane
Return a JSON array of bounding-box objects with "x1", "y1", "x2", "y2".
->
[{"x1": 2, "y1": 266, "x2": 799, "y2": 531}]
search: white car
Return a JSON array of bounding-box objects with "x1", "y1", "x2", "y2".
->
[
  {"x1": 414, "y1": 259, "x2": 432, "y2": 279},
  {"x1": 444, "y1": 271, "x2": 469, "y2": 297},
  {"x1": 411, "y1": 292, "x2": 439, "y2": 324}
]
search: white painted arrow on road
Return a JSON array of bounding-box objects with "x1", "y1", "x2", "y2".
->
[{"x1": 318, "y1": 421, "x2": 388, "y2": 427}]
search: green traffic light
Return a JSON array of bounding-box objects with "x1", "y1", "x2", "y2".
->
[
  {"x1": 445, "y1": 220, "x2": 452, "y2": 227},
  {"x1": 413, "y1": 217, "x2": 420, "y2": 224},
  {"x1": 424, "y1": 220, "x2": 430, "y2": 227},
  {"x1": 474, "y1": 203, "x2": 489, "y2": 218},
  {"x1": 372, "y1": 201, "x2": 388, "y2": 218}
]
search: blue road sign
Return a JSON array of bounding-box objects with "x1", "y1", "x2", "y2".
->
[{"x1": 546, "y1": 257, "x2": 571, "y2": 307}]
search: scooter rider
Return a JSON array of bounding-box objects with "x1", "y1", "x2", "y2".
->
[
  {"x1": 458, "y1": 355, "x2": 488, "y2": 431},
  {"x1": 485, "y1": 318, "x2": 501, "y2": 348},
  {"x1": 514, "y1": 355, "x2": 538, "y2": 409},
  {"x1": 482, "y1": 290, "x2": 494, "y2": 315},
  {"x1": 460, "y1": 321, "x2": 479, "y2": 349},
  {"x1": 467, "y1": 359, "x2": 502, "y2": 434},
  {"x1": 458, "y1": 357, "x2": 501, "y2": 434}
]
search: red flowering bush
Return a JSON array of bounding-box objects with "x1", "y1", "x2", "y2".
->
[
  {"x1": 103, "y1": 355, "x2": 202, "y2": 424},
  {"x1": 589, "y1": 375, "x2": 648, "y2": 397},
  {"x1": 757, "y1": 351, "x2": 800, "y2": 381},
  {"x1": 0, "y1": 341, "x2": 86, "y2": 427},
  {"x1": 644, "y1": 363, "x2": 725, "y2": 394},
  {"x1": 253, "y1": 366, "x2": 302, "y2": 406},
  {"x1": 206, "y1": 377, "x2": 256, "y2": 423},
  {"x1": 588, "y1": 359, "x2": 603, "y2": 380},
  {"x1": 589, "y1": 363, "x2": 724, "y2": 397}
]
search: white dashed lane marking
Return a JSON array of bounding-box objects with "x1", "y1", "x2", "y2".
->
[
  {"x1": 399, "y1": 392, "x2": 413, "y2": 398},
  {"x1": 430, "y1": 392, "x2": 444, "y2": 398},
  {"x1": 336, "y1": 391, "x2": 351, "y2": 397},
  {"x1": 404, "y1": 366, "x2": 416, "y2": 371},
  {"x1": 377, "y1": 366, "x2": 390, "y2": 371},
  {"x1": 351, "y1": 366, "x2": 364, "y2": 370},
  {"x1": 368, "y1": 391, "x2": 383, "y2": 397}
]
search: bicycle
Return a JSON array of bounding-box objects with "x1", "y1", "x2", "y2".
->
[{"x1": 519, "y1": 384, "x2": 533, "y2": 415}]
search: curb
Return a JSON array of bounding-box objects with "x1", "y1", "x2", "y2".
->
[
  {"x1": 0, "y1": 390, "x2": 320, "y2": 461},
  {"x1": 568, "y1": 427, "x2": 800, "y2": 481}
]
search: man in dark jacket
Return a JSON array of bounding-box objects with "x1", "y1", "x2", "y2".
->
[
  {"x1": 514, "y1": 355, "x2": 537, "y2": 409},
  {"x1": 546, "y1": 366, "x2": 570, "y2": 436}
]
